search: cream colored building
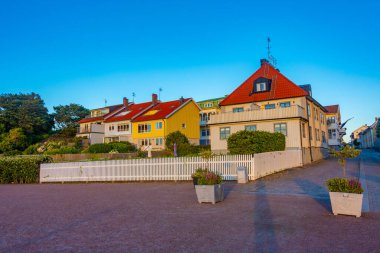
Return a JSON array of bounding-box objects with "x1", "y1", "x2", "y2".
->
[{"x1": 208, "y1": 59, "x2": 329, "y2": 163}]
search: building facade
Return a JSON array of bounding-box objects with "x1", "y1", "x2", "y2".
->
[
  {"x1": 208, "y1": 59, "x2": 329, "y2": 162},
  {"x1": 324, "y1": 104, "x2": 342, "y2": 147},
  {"x1": 197, "y1": 96, "x2": 226, "y2": 146}
]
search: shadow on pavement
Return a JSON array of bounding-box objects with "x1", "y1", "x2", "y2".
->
[{"x1": 294, "y1": 179, "x2": 331, "y2": 212}]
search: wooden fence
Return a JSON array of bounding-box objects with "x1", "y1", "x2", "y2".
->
[{"x1": 40, "y1": 154, "x2": 254, "y2": 183}]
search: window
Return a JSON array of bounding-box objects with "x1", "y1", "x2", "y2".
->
[
  {"x1": 139, "y1": 138, "x2": 152, "y2": 146},
  {"x1": 233, "y1": 107, "x2": 244, "y2": 113},
  {"x1": 328, "y1": 129, "x2": 336, "y2": 139},
  {"x1": 156, "y1": 122, "x2": 163, "y2": 129},
  {"x1": 117, "y1": 124, "x2": 129, "y2": 132},
  {"x1": 265, "y1": 104, "x2": 276, "y2": 110},
  {"x1": 245, "y1": 125, "x2": 257, "y2": 131},
  {"x1": 155, "y1": 138, "x2": 163, "y2": 146},
  {"x1": 302, "y1": 123, "x2": 306, "y2": 138},
  {"x1": 280, "y1": 102, "x2": 290, "y2": 108},
  {"x1": 274, "y1": 123, "x2": 287, "y2": 136},
  {"x1": 108, "y1": 125, "x2": 114, "y2": 131},
  {"x1": 182, "y1": 123, "x2": 186, "y2": 129},
  {"x1": 307, "y1": 104, "x2": 311, "y2": 117},
  {"x1": 320, "y1": 113, "x2": 324, "y2": 124},
  {"x1": 256, "y1": 82, "x2": 267, "y2": 92},
  {"x1": 252, "y1": 77, "x2": 272, "y2": 93},
  {"x1": 328, "y1": 117, "x2": 336, "y2": 125},
  {"x1": 201, "y1": 129, "x2": 210, "y2": 137},
  {"x1": 138, "y1": 123, "x2": 151, "y2": 133},
  {"x1": 220, "y1": 127, "x2": 230, "y2": 140},
  {"x1": 322, "y1": 131, "x2": 326, "y2": 143},
  {"x1": 315, "y1": 129, "x2": 319, "y2": 141},
  {"x1": 309, "y1": 126, "x2": 313, "y2": 140}
]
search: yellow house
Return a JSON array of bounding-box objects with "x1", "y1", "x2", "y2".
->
[{"x1": 132, "y1": 97, "x2": 200, "y2": 150}]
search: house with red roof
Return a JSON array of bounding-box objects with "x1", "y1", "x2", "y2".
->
[
  {"x1": 131, "y1": 96, "x2": 200, "y2": 150},
  {"x1": 77, "y1": 102, "x2": 124, "y2": 144},
  {"x1": 208, "y1": 59, "x2": 330, "y2": 162}
]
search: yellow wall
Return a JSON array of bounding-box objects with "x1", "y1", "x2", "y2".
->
[{"x1": 132, "y1": 100, "x2": 200, "y2": 147}]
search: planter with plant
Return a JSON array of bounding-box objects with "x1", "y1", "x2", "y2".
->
[
  {"x1": 328, "y1": 145, "x2": 362, "y2": 217},
  {"x1": 191, "y1": 168, "x2": 207, "y2": 186},
  {"x1": 195, "y1": 170, "x2": 224, "y2": 204}
]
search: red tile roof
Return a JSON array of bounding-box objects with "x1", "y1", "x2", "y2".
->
[
  {"x1": 104, "y1": 102, "x2": 153, "y2": 123},
  {"x1": 79, "y1": 104, "x2": 124, "y2": 123},
  {"x1": 133, "y1": 98, "x2": 193, "y2": 122},
  {"x1": 324, "y1": 105, "x2": 339, "y2": 114},
  {"x1": 219, "y1": 63, "x2": 309, "y2": 106}
]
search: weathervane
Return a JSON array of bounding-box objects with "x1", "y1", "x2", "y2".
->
[
  {"x1": 104, "y1": 98, "x2": 107, "y2": 107},
  {"x1": 267, "y1": 37, "x2": 277, "y2": 67},
  {"x1": 132, "y1": 92, "x2": 136, "y2": 102}
]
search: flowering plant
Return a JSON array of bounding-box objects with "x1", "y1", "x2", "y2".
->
[
  {"x1": 326, "y1": 178, "x2": 363, "y2": 194},
  {"x1": 191, "y1": 168, "x2": 207, "y2": 179},
  {"x1": 197, "y1": 171, "x2": 223, "y2": 185}
]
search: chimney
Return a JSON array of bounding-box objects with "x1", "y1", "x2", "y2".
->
[
  {"x1": 260, "y1": 58, "x2": 269, "y2": 66},
  {"x1": 179, "y1": 96, "x2": 185, "y2": 103},
  {"x1": 152, "y1": 93, "x2": 158, "y2": 105},
  {"x1": 123, "y1": 97, "x2": 129, "y2": 107}
]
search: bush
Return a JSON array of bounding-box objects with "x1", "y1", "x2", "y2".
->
[
  {"x1": 326, "y1": 178, "x2": 363, "y2": 194},
  {"x1": 197, "y1": 170, "x2": 222, "y2": 185},
  {"x1": 23, "y1": 144, "x2": 40, "y2": 155},
  {"x1": 227, "y1": 130, "x2": 285, "y2": 155},
  {"x1": 0, "y1": 156, "x2": 52, "y2": 184},
  {"x1": 44, "y1": 146, "x2": 81, "y2": 155},
  {"x1": 165, "y1": 131, "x2": 189, "y2": 154},
  {"x1": 87, "y1": 142, "x2": 136, "y2": 154}
]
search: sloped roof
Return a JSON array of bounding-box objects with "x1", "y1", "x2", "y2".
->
[
  {"x1": 104, "y1": 102, "x2": 153, "y2": 123},
  {"x1": 219, "y1": 63, "x2": 309, "y2": 106},
  {"x1": 79, "y1": 104, "x2": 124, "y2": 124},
  {"x1": 133, "y1": 98, "x2": 193, "y2": 122},
  {"x1": 325, "y1": 105, "x2": 339, "y2": 114}
]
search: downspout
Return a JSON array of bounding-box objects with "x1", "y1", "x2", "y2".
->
[
  {"x1": 299, "y1": 120, "x2": 304, "y2": 166},
  {"x1": 308, "y1": 121, "x2": 313, "y2": 162}
]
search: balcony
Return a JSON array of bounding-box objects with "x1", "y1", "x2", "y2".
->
[
  {"x1": 208, "y1": 105, "x2": 307, "y2": 125},
  {"x1": 77, "y1": 124, "x2": 105, "y2": 134}
]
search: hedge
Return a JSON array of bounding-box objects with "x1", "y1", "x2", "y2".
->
[
  {"x1": 227, "y1": 130, "x2": 285, "y2": 155},
  {"x1": 87, "y1": 142, "x2": 136, "y2": 154},
  {"x1": 0, "y1": 156, "x2": 52, "y2": 184}
]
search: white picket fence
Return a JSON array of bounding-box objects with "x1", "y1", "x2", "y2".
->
[{"x1": 40, "y1": 155, "x2": 254, "y2": 183}]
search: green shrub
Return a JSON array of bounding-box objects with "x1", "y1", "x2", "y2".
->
[
  {"x1": 165, "y1": 131, "x2": 189, "y2": 154},
  {"x1": 227, "y1": 130, "x2": 285, "y2": 155},
  {"x1": 326, "y1": 178, "x2": 363, "y2": 194},
  {"x1": 87, "y1": 143, "x2": 113, "y2": 153},
  {"x1": 0, "y1": 156, "x2": 52, "y2": 184},
  {"x1": 109, "y1": 142, "x2": 136, "y2": 153},
  {"x1": 23, "y1": 144, "x2": 40, "y2": 155},
  {"x1": 44, "y1": 146, "x2": 80, "y2": 155}
]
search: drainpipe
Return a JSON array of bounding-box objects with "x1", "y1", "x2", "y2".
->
[{"x1": 299, "y1": 120, "x2": 304, "y2": 166}]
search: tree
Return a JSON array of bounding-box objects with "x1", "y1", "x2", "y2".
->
[
  {"x1": 0, "y1": 93, "x2": 53, "y2": 136},
  {"x1": 227, "y1": 130, "x2": 286, "y2": 155},
  {"x1": 330, "y1": 145, "x2": 361, "y2": 178},
  {"x1": 165, "y1": 131, "x2": 190, "y2": 155},
  {"x1": 52, "y1": 104, "x2": 89, "y2": 129},
  {"x1": 0, "y1": 128, "x2": 29, "y2": 153}
]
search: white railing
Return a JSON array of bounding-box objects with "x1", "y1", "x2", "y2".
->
[
  {"x1": 78, "y1": 124, "x2": 105, "y2": 134},
  {"x1": 208, "y1": 105, "x2": 307, "y2": 125},
  {"x1": 40, "y1": 155, "x2": 254, "y2": 183}
]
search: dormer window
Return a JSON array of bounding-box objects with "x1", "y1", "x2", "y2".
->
[{"x1": 251, "y1": 77, "x2": 272, "y2": 95}]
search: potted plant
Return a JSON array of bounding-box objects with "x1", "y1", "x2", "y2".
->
[
  {"x1": 327, "y1": 145, "x2": 362, "y2": 217},
  {"x1": 195, "y1": 170, "x2": 224, "y2": 204},
  {"x1": 191, "y1": 168, "x2": 207, "y2": 186}
]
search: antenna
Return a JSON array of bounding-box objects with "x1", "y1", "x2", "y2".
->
[
  {"x1": 104, "y1": 98, "x2": 107, "y2": 107},
  {"x1": 266, "y1": 37, "x2": 277, "y2": 67},
  {"x1": 132, "y1": 92, "x2": 136, "y2": 102},
  {"x1": 159, "y1": 88, "x2": 163, "y2": 101}
]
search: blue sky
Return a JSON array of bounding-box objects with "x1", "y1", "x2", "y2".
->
[{"x1": 0, "y1": 0, "x2": 379, "y2": 139}]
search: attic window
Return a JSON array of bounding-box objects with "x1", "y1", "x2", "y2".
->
[{"x1": 251, "y1": 77, "x2": 272, "y2": 95}]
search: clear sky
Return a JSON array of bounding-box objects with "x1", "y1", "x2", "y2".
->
[{"x1": 0, "y1": 0, "x2": 379, "y2": 140}]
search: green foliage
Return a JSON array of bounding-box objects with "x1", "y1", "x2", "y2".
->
[
  {"x1": 353, "y1": 139, "x2": 360, "y2": 147},
  {"x1": 44, "y1": 146, "x2": 81, "y2": 155},
  {"x1": 52, "y1": 103, "x2": 89, "y2": 129},
  {"x1": 0, "y1": 128, "x2": 30, "y2": 153},
  {"x1": 165, "y1": 131, "x2": 190, "y2": 153},
  {"x1": 23, "y1": 144, "x2": 40, "y2": 155},
  {"x1": 87, "y1": 142, "x2": 136, "y2": 154},
  {"x1": 197, "y1": 170, "x2": 222, "y2": 185},
  {"x1": 227, "y1": 130, "x2": 285, "y2": 155},
  {"x1": 326, "y1": 178, "x2": 364, "y2": 194},
  {"x1": 0, "y1": 156, "x2": 52, "y2": 184},
  {"x1": 0, "y1": 93, "x2": 53, "y2": 136},
  {"x1": 330, "y1": 145, "x2": 361, "y2": 177},
  {"x1": 191, "y1": 168, "x2": 208, "y2": 178}
]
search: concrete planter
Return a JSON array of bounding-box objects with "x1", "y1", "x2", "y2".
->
[
  {"x1": 329, "y1": 192, "x2": 363, "y2": 217},
  {"x1": 195, "y1": 184, "x2": 224, "y2": 204}
]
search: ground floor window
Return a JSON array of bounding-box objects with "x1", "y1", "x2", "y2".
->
[
  {"x1": 201, "y1": 129, "x2": 210, "y2": 137},
  {"x1": 200, "y1": 139, "x2": 210, "y2": 145},
  {"x1": 274, "y1": 123, "x2": 287, "y2": 136},
  {"x1": 155, "y1": 137, "x2": 163, "y2": 146},
  {"x1": 139, "y1": 139, "x2": 152, "y2": 146},
  {"x1": 220, "y1": 127, "x2": 230, "y2": 140},
  {"x1": 328, "y1": 129, "x2": 336, "y2": 139}
]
